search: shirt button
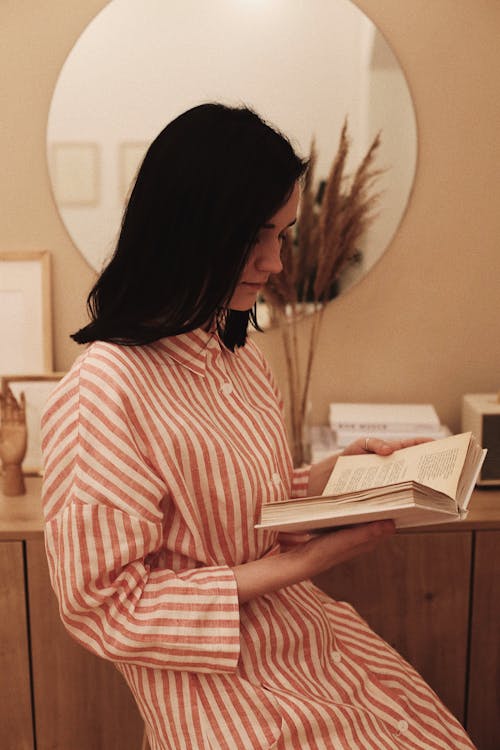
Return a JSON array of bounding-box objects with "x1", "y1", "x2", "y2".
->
[
  {"x1": 221, "y1": 383, "x2": 233, "y2": 395},
  {"x1": 271, "y1": 472, "x2": 281, "y2": 486},
  {"x1": 331, "y1": 651, "x2": 342, "y2": 664},
  {"x1": 397, "y1": 719, "x2": 409, "y2": 734}
]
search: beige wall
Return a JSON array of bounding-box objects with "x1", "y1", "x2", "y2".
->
[{"x1": 2, "y1": 0, "x2": 499, "y2": 433}]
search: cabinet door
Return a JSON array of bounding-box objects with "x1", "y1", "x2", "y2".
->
[
  {"x1": 467, "y1": 531, "x2": 500, "y2": 750},
  {"x1": 0, "y1": 541, "x2": 34, "y2": 750},
  {"x1": 313, "y1": 531, "x2": 471, "y2": 723},
  {"x1": 26, "y1": 539, "x2": 144, "y2": 750}
]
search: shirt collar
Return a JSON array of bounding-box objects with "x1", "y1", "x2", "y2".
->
[{"x1": 152, "y1": 329, "x2": 220, "y2": 376}]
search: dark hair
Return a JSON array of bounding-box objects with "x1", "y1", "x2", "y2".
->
[{"x1": 72, "y1": 103, "x2": 307, "y2": 350}]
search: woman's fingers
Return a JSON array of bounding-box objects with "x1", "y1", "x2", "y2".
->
[
  {"x1": 342, "y1": 436, "x2": 435, "y2": 456},
  {"x1": 297, "y1": 520, "x2": 396, "y2": 576},
  {"x1": 278, "y1": 531, "x2": 317, "y2": 544},
  {"x1": 278, "y1": 530, "x2": 321, "y2": 551}
]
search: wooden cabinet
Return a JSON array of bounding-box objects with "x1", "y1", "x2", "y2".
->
[
  {"x1": 0, "y1": 542, "x2": 34, "y2": 750},
  {"x1": 466, "y1": 531, "x2": 500, "y2": 750},
  {"x1": 26, "y1": 540, "x2": 144, "y2": 750},
  {"x1": 0, "y1": 482, "x2": 144, "y2": 750},
  {"x1": 1, "y1": 480, "x2": 499, "y2": 749}
]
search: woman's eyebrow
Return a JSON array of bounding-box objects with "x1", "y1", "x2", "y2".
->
[{"x1": 263, "y1": 218, "x2": 297, "y2": 229}]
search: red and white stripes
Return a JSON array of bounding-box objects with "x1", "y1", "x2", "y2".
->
[{"x1": 42, "y1": 330, "x2": 475, "y2": 749}]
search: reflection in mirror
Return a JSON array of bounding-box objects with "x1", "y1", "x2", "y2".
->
[{"x1": 47, "y1": 0, "x2": 417, "y2": 298}]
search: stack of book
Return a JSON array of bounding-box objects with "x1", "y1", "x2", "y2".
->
[
  {"x1": 328, "y1": 402, "x2": 449, "y2": 448},
  {"x1": 309, "y1": 425, "x2": 343, "y2": 463}
]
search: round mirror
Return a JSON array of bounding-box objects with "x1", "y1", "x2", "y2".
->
[{"x1": 47, "y1": 0, "x2": 417, "y2": 296}]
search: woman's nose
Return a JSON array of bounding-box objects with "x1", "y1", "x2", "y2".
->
[{"x1": 255, "y1": 239, "x2": 283, "y2": 274}]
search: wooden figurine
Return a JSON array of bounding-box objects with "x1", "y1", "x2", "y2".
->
[{"x1": 0, "y1": 385, "x2": 27, "y2": 496}]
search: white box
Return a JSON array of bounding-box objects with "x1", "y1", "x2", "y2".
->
[{"x1": 462, "y1": 394, "x2": 500, "y2": 486}]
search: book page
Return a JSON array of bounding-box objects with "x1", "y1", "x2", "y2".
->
[{"x1": 323, "y1": 432, "x2": 472, "y2": 500}]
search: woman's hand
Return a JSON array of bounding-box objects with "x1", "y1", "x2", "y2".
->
[
  {"x1": 341, "y1": 435, "x2": 434, "y2": 457},
  {"x1": 277, "y1": 530, "x2": 318, "y2": 551},
  {"x1": 277, "y1": 521, "x2": 395, "y2": 573},
  {"x1": 282, "y1": 520, "x2": 395, "y2": 579},
  {"x1": 278, "y1": 521, "x2": 396, "y2": 576},
  {"x1": 306, "y1": 435, "x2": 434, "y2": 498}
]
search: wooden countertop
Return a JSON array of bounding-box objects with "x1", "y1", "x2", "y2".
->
[
  {"x1": 1, "y1": 477, "x2": 500, "y2": 541},
  {"x1": 0, "y1": 477, "x2": 45, "y2": 540}
]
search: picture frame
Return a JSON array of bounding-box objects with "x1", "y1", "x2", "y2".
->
[
  {"x1": 0, "y1": 250, "x2": 53, "y2": 375},
  {"x1": 1, "y1": 373, "x2": 65, "y2": 475},
  {"x1": 119, "y1": 141, "x2": 149, "y2": 203},
  {"x1": 50, "y1": 142, "x2": 100, "y2": 206}
]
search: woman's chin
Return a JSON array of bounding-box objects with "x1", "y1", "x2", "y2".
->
[
  {"x1": 229, "y1": 303, "x2": 254, "y2": 312},
  {"x1": 229, "y1": 288, "x2": 260, "y2": 310}
]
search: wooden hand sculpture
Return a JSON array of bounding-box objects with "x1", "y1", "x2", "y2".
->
[{"x1": 0, "y1": 386, "x2": 27, "y2": 496}]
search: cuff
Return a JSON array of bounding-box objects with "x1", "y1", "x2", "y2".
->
[{"x1": 290, "y1": 464, "x2": 312, "y2": 498}]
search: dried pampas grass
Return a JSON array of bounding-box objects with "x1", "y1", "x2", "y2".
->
[{"x1": 262, "y1": 120, "x2": 383, "y2": 466}]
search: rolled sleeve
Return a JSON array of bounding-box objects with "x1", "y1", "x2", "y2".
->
[
  {"x1": 42, "y1": 365, "x2": 241, "y2": 674},
  {"x1": 290, "y1": 464, "x2": 312, "y2": 498}
]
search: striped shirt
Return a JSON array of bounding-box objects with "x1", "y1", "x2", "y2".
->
[{"x1": 41, "y1": 329, "x2": 475, "y2": 749}]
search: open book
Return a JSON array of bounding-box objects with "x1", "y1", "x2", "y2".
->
[{"x1": 256, "y1": 432, "x2": 487, "y2": 532}]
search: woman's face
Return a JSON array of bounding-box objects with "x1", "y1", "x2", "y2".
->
[{"x1": 229, "y1": 181, "x2": 300, "y2": 311}]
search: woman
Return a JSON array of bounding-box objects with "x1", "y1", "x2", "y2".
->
[{"x1": 42, "y1": 103, "x2": 475, "y2": 749}]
